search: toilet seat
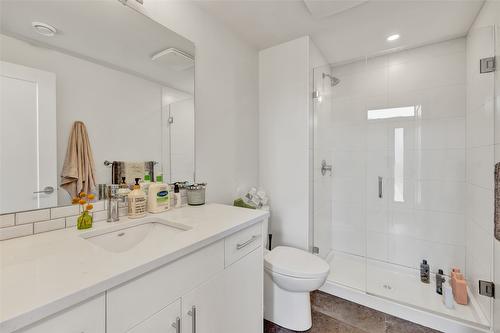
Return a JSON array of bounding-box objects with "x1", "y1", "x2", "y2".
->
[{"x1": 264, "y1": 246, "x2": 329, "y2": 279}]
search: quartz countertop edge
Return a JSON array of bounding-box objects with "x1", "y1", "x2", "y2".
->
[{"x1": 0, "y1": 203, "x2": 269, "y2": 332}]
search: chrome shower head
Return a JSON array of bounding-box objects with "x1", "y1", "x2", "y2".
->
[{"x1": 322, "y1": 73, "x2": 340, "y2": 87}]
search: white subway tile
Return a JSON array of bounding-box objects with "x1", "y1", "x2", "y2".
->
[
  {"x1": 65, "y1": 215, "x2": 80, "y2": 228},
  {"x1": 92, "y1": 200, "x2": 105, "y2": 212},
  {"x1": 92, "y1": 210, "x2": 107, "y2": 222},
  {"x1": 50, "y1": 205, "x2": 80, "y2": 219},
  {"x1": 0, "y1": 214, "x2": 15, "y2": 228},
  {"x1": 16, "y1": 209, "x2": 50, "y2": 225},
  {"x1": 0, "y1": 224, "x2": 33, "y2": 240},
  {"x1": 118, "y1": 207, "x2": 128, "y2": 217},
  {"x1": 34, "y1": 218, "x2": 65, "y2": 234}
]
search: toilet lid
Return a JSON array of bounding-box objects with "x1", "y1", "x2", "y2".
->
[{"x1": 264, "y1": 246, "x2": 330, "y2": 279}]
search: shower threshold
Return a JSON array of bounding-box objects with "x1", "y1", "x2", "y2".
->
[{"x1": 322, "y1": 251, "x2": 490, "y2": 333}]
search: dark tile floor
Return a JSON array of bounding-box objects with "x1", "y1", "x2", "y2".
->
[{"x1": 264, "y1": 291, "x2": 442, "y2": 333}]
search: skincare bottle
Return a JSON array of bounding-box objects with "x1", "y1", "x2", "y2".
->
[
  {"x1": 452, "y1": 273, "x2": 468, "y2": 305},
  {"x1": 148, "y1": 179, "x2": 170, "y2": 213},
  {"x1": 436, "y1": 269, "x2": 445, "y2": 295},
  {"x1": 173, "y1": 184, "x2": 182, "y2": 208},
  {"x1": 420, "y1": 260, "x2": 430, "y2": 283},
  {"x1": 140, "y1": 174, "x2": 152, "y2": 205},
  {"x1": 117, "y1": 177, "x2": 130, "y2": 197},
  {"x1": 128, "y1": 178, "x2": 146, "y2": 218}
]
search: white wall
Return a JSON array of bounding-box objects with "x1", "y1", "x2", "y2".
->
[
  {"x1": 0, "y1": 34, "x2": 188, "y2": 204},
  {"x1": 168, "y1": 98, "x2": 195, "y2": 183},
  {"x1": 140, "y1": 1, "x2": 259, "y2": 204},
  {"x1": 259, "y1": 36, "x2": 326, "y2": 250},
  {"x1": 466, "y1": 0, "x2": 500, "y2": 326}
]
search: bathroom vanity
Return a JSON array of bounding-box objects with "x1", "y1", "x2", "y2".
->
[{"x1": 0, "y1": 204, "x2": 268, "y2": 333}]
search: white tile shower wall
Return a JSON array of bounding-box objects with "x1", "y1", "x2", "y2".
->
[
  {"x1": 317, "y1": 38, "x2": 467, "y2": 275},
  {"x1": 465, "y1": 25, "x2": 495, "y2": 324},
  {"x1": 0, "y1": 200, "x2": 106, "y2": 240}
]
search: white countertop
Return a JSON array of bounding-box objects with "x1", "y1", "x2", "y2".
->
[{"x1": 0, "y1": 203, "x2": 269, "y2": 332}]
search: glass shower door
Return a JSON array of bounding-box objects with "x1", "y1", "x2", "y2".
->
[{"x1": 313, "y1": 61, "x2": 368, "y2": 292}]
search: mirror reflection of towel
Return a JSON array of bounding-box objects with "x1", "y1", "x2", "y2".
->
[{"x1": 60, "y1": 121, "x2": 97, "y2": 198}]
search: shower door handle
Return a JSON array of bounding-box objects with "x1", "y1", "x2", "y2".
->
[
  {"x1": 321, "y1": 160, "x2": 332, "y2": 176},
  {"x1": 378, "y1": 177, "x2": 383, "y2": 198}
]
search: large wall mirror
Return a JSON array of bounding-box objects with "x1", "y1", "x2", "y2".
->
[{"x1": 0, "y1": 0, "x2": 195, "y2": 214}]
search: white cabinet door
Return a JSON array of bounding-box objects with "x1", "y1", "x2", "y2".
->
[
  {"x1": 223, "y1": 247, "x2": 263, "y2": 333},
  {"x1": 127, "y1": 299, "x2": 181, "y2": 333},
  {"x1": 0, "y1": 61, "x2": 57, "y2": 214},
  {"x1": 16, "y1": 294, "x2": 105, "y2": 333},
  {"x1": 181, "y1": 272, "x2": 226, "y2": 333},
  {"x1": 182, "y1": 247, "x2": 263, "y2": 333}
]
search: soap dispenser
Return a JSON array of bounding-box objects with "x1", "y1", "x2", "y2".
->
[
  {"x1": 436, "y1": 269, "x2": 445, "y2": 294},
  {"x1": 128, "y1": 178, "x2": 146, "y2": 218}
]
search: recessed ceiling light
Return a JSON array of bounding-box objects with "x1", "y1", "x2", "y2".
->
[
  {"x1": 32, "y1": 22, "x2": 57, "y2": 37},
  {"x1": 387, "y1": 34, "x2": 400, "y2": 42}
]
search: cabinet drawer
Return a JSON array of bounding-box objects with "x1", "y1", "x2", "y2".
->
[
  {"x1": 17, "y1": 294, "x2": 105, "y2": 333},
  {"x1": 224, "y1": 222, "x2": 262, "y2": 267},
  {"x1": 107, "y1": 240, "x2": 224, "y2": 333}
]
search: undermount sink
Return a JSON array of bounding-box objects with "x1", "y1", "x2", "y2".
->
[{"x1": 80, "y1": 218, "x2": 191, "y2": 253}]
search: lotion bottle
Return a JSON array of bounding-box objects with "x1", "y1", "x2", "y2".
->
[
  {"x1": 148, "y1": 178, "x2": 170, "y2": 213},
  {"x1": 128, "y1": 178, "x2": 146, "y2": 218}
]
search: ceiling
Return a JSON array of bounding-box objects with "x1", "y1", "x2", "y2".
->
[
  {"x1": 0, "y1": 0, "x2": 195, "y2": 95},
  {"x1": 194, "y1": 0, "x2": 484, "y2": 64}
]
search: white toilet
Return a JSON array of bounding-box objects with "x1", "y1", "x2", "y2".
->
[{"x1": 262, "y1": 218, "x2": 330, "y2": 331}]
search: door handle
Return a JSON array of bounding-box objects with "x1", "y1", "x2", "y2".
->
[
  {"x1": 33, "y1": 186, "x2": 55, "y2": 194},
  {"x1": 321, "y1": 160, "x2": 332, "y2": 176},
  {"x1": 171, "y1": 316, "x2": 181, "y2": 333},
  {"x1": 378, "y1": 177, "x2": 383, "y2": 198},
  {"x1": 188, "y1": 306, "x2": 196, "y2": 333}
]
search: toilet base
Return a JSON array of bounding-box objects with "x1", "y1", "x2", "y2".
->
[{"x1": 264, "y1": 271, "x2": 312, "y2": 331}]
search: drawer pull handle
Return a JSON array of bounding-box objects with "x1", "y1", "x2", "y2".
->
[
  {"x1": 236, "y1": 235, "x2": 259, "y2": 250},
  {"x1": 171, "y1": 317, "x2": 181, "y2": 333},
  {"x1": 188, "y1": 306, "x2": 196, "y2": 333}
]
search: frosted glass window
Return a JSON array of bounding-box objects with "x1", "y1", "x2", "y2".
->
[
  {"x1": 394, "y1": 128, "x2": 404, "y2": 202},
  {"x1": 367, "y1": 106, "x2": 415, "y2": 120}
]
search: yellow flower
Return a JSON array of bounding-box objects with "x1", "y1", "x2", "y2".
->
[
  {"x1": 86, "y1": 204, "x2": 94, "y2": 211},
  {"x1": 87, "y1": 194, "x2": 95, "y2": 200},
  {"x1": 72, "y1": 197, "x2": 80, "y2": 204},
  {"x1": 79, "y1": 192, "x2": 87, "y2": 198},
  {"x1": 79, "y1": 199, "x2": 87, "y2": 205}
]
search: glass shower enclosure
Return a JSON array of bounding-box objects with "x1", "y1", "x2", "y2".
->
[{"x1": 312, "y1": 29, "x2": 498, "y2": 331}]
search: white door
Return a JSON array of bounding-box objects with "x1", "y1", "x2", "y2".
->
[{"x1": 0, "y1": 61, "x2": 57, "y2": 213}]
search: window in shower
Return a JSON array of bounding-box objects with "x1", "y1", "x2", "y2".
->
[
  {"x1": 393, "y1": 127, "x2": 404, "y2": 203},
  {"x1": 367, "y1": 106, "x2": 415, "y2": 120}
]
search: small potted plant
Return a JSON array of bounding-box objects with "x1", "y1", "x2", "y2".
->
[{"x1": 72, "y1": 189, "x2": 95, "y2": 230}]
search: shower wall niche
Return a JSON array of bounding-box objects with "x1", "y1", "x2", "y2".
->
[{"x1": 313, "y1": 35, "x2": 494, "y2": 329}]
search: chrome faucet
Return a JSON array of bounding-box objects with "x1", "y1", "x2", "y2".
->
[{"x1": 106, "y1": 184, "x2": 122, "y2": 222}]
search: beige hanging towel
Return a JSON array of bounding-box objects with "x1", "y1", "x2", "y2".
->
[{"x1": 60, "y1": 121, "x2": 97, "y2": 198}]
